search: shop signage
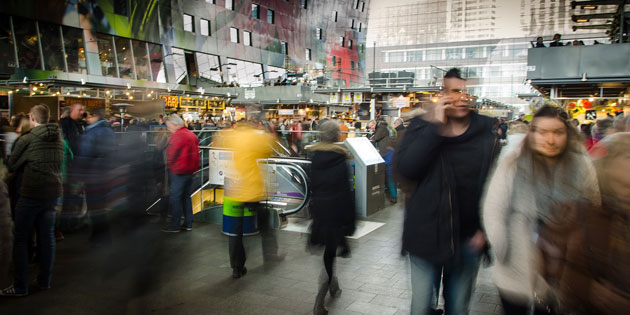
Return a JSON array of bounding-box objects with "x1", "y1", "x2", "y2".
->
[
  {"x1": 353, "y1": 93, "x2": 363, "y2": 103},
  {"x1": 330, "y1": 93, "x2": 339, "y2": 104},
  {"x1": 393, "y1": 96, "x2": 409, "y2": 108},
  {"x1": 65, "y1": 97, "x2": 105, "y2": 111},
  {"x1": 342, "y1": 92, "x2": 352, "y2": 104},
  {"x1": 585, "y1": 110, "x2": 597, "y2": 120},
  {"x1": 278, "y1": 109, "x2": 295, "y2": 115},
  {"x1": 161, "y1": 95, "x2": 226, "y2": 110},
  {"x1": 244, "y1": 89, "x2": 256, "y2": 99},
  {"x1": 161, "y1": 96, "x2": 179, "y2": 109}
]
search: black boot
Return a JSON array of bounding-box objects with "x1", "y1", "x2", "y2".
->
[{"x1": 313, "y1": 281, "x2": 329, "y2": 315}]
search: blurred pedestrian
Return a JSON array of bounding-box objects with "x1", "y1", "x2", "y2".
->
[
  {"x1": 482, "y1": 105, "x2": 600, "y2": 314},
  {"x1": 76, "y1": 108, "x2": 116, "y2": 246},
  {"x1": 0, "y1": 161, "x2": 12, "y2": 287},
  {"x1": 552, "y1": 132, "x2": 630, "y2": 314},
  {"x1": 397, "y1": 68, "x2": 499, "y2": 315},
  {"x1": 550, "y1": 33, "x2": 563, "y2": 47},
  {"x1": 1, "y1": 105, "x2": 63, "y2": 296},
  {"x1": 215, "y1": 122, "x2": 275, "y2": 278},
  {"x1": 161, "y1": 114, "x2": 200, "y2": 233},
  {"x1": 533, "y1": 36, "x2": 545, "y2": 48},
  {"x1": 308, "y1": 120, "x2": 355, "y2": 315},
  {"x1": 370, "y1": 117, "x2": 390, "y2": 152}
]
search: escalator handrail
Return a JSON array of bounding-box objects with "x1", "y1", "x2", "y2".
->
[{"x1": 259, "y1": 158, "x2": 311, "y2": 217}]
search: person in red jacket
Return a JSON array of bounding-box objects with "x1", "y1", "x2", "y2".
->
[{"x1": 162, "y1": 114, "x2": 200, "y2": 233}]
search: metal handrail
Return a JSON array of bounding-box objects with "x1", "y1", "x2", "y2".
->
[{"x1": 261, "y1": 157, "x2": 311, "y2": 217}]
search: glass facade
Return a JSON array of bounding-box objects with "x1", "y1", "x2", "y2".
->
[
  {"x1": 0, "y1": 16, "x2": 16, "y2": 74},
  {"x1": 148, "y1": 43, "x2": 166, "y2": 83},
  {"x1": 132, "y1": 40, "x2": 151, "y2": 81},
  {"x1": 38, "y1": 22, "x2": 65, "y2": 71},
  {"x1": 171, "y1": 47, "x2": 188, "y2": 84},
  {"x1": 367, "y1": 0, "x2": 608, "y2": 106},
  {"x1": 13, "y1": 17, "x2": 41, "y2": 70},
  {"x1": 62, "y1": 26, "x2": 87, "y2": 74},
  {"x1": 115, "y1": 37, "x2": 134, "y2": 79},
  {"x1": 96, "y1": 33, "x2": 117, "y2": 77},
  {"x1": 196, "y1": 52, "x2": 221, "y2": 84},
  {"x1": 226, "y1": 58, "x2": 263, "y2": 87}
]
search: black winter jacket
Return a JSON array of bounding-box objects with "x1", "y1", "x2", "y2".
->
[
  {"x1": 396, "y1": 112, "x2": 498, "y2": 264},
  {"x1": 308, "y1": 143, "x2": 356, "y2": 246}
]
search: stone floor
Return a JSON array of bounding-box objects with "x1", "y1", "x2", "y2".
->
[{"x1": 0, "y1": 202, "x2": 502, "y2": 315}]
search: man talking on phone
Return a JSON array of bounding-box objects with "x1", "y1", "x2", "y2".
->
[{"x1": 396, "y1": 68, "x2": 499, "y2": 315}]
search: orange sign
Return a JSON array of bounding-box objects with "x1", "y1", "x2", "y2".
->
[{"x1": 161, "y1": 96, "x2": 178, "y2": 108}]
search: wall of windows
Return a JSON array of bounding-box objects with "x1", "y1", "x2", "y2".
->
[{"x1": 226, "y1": 58, "x2": 263, "y2": 87}]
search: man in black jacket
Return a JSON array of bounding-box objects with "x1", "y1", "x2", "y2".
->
[{"x1": 396, "y1": 68, "x2": 498, "y2": 315}]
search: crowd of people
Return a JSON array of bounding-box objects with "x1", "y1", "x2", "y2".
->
[
  {"x1": 0, "y1": 67, "x2": 628, "y2": 315},
  {"x1": 532, "y1": 33, "x2": 601, "y2": 48}
]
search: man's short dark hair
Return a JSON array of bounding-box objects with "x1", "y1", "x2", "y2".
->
[
  {"x1": 30, "y1": 104, "x2": 50, "y2": 124},
  {"x1": 90, "y1": 108, "x2": 107, "y2": 121},
  {"x1": 444, "y1": 68, "x2": 465, "y2": 80}
]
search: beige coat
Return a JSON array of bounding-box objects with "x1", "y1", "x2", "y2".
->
[{"x1": 481, "y1": 140, "x2": 600, "y2": 304}]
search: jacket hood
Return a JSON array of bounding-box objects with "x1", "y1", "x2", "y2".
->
[
  {"x1": 310, "y1": 143, "x2": 350, "y2": 170},
  {"x1": 31, "y1": 123, "x2": 61, "y2": 142},
  {"x1": 86, "y1": 120, "x2": 108, "y2": 130}
]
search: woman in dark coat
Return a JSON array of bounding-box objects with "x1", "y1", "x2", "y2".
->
[{"x1": 308, "y1": 120, "x2": 356, "y2": 315}]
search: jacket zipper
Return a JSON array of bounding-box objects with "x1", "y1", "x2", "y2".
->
[{"x1": 441, "y1": 155, "x2": 455, "y2": 254}]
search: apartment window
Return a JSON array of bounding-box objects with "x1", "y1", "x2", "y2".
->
[
  {"x1": 267, "y1": 9, "x2": 275, "y2": 24},
  {"x1": 355, "y1": 0, "x2": 360, "y2": 9},
  {"x1": 331, "y1": 55, "x2": 336, "y2": 66},
  {"x1": 361, "y1": 1, "x2": 365, "y2": 12},
  {"x1": 301, "y1": 0, "x2": 308, "y2": 9},
  {"x1": 200, "y1": 19, "x2": 210, "y2": 36},
  {"x1": 359, "y1": 23, "x2": 362, "y2": 32},
  {"x1": 348, "y1": 39, "x2": 353, "y2": 50},
  {"x1": 252, "y1": 4, "x2": 260, "y2": 19},
  {"x1": 62, "y1": 26, "x2": 87, "y2": 74},
  {"x1": 183, "y1": 14, "x2": 194, "y2": 32},
  {"x1": 337, "y1": 57, "x2": 342, "y2": 67},
  {"x1": 226, "y1": 0, "x2": 234, "y2": 10},
  {"x1": 340, "y1": 36, "x2": 345, "y2": 47},
  {"x1": 316, "y1": 28, "x2": 322, "y2": 40},
  {"x1": 281, "y1": 41, "x2": 288, "y2": 55},
  {"x1": 350, "y1": 19, "x2": 355, "y2": 29},
  {"x1": 38, "y1": 22, "x2": 65, "y2": 71},
  {"x1": 243, "y1": 31, "x2": 252, "y2": 46},
  {"x1": 350, "y1": 60, "x2": 355, "y2": 70},
  {"x1": 332, "y1": 11, "x2": 338, "y2": 22},
  {"x1": 114, "y1": 0, "x2": 128, "y2": 16},
  {"x1": 305, "y1": 48, "x2": 311, "y2": 61},
  {"x1": 230, "y1": 27, "x2": 239, "y2": 43}
]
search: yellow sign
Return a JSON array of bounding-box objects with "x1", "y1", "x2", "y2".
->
[
  {"x1": 162, "y1": 96, "x2": 226, "y2": 110},
  {"x1": 162, "y1": 96, "x2": 179, "y2": 108}
]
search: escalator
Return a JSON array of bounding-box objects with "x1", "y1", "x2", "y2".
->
[{"x1": 146, "y1": 147, "x2": 312, "y2": 228}]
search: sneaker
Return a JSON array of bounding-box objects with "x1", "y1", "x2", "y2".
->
[
  {"x1": 161, "y1": 227, "x2": 180, "y2": 233},
  {"x1": 181, "y1": 226, "x2": 192, "y2": 231},
  {"x1": 0, "y1": 285, "x2": 28, "y2": 297}
]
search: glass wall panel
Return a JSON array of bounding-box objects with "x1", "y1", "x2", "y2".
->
[
  {"x1": 171, "y1": 47, "x2": 188, "y2": 84},
  {"x1": 132, "y1": 40, "x2": 151, "y2": 80},
  {"x1": 388, "y1": 51, "x2": 403, "y2": 63},
  {"x1": 115, "y1": 37, "x2": 134, "y2": 79},
  {"x1": 0, "y1": 15, "x2": 16, "y2": 74},
  {"x1": 226, "y1": 58, "x2": 263, "y2": 87},
  {"x1": 96, "y1": 34, "x2": 117, "y2": 77},
  {"x1": 62, "y1": 26, "x2": 87, "y2": 74},
  {"x1": 266, "y1": 65, "x2": 286, "y2": 80},
  {"x1": 38, "y1": 23, "x2": 65, "y2": 71},
  {"x1": 425, "y1": 49, "x2": 441, "y2": 61},
  {"x1": 13, "y1": 17, "x2": 41, "y2": 70},
  {"x1": 195, "y1": 52, "x2": 221, "y2": 84},
  {"x1": 464, "y1": 47, "x2": 484, "y2": 59},
  {"x1": 148, "y1": 43, "x2": 166, "y2": 82}
]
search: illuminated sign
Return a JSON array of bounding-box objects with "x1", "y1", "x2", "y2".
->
[
  {"x1": 161, "y1": 96, "x2": 226, "y2": 110},
  {"x1": 161, "y1": 96, "x2": 178, "y2": 108}
]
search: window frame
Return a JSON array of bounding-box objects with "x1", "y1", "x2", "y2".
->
[
  {"x1": 252, "y1": 4, "x2": 260, "y2": 19},
  {"x1": 230, "y1": 27, "x2": 240, "y2": 43},
  {"x1": 316, "y1": 28, "x2": 322, "y2": 40},
  {"x1": 305, "y1": 48, "x2": 311, "y2": 61},
  {"x1": 333, "y1": 11, "x2": 338, "y2": 22},
  {"x1": 183, "y1": 14, "x2": 195, "y2": 33},
  {"x1": 200, "y1": 18, "x2": 211, "y2": 36},
  {"x1": 267, "y1": 9, "x2": 275, "y2": 24},
  {"x1": 226, "y1": 0, "x2": 234, "y2": 10},
  {"x1": 281, "y1": 41, "x2": 288, "y2": 55},
  {"x1": 243, "y1": 30, "x2": 252, "y2": 46}
]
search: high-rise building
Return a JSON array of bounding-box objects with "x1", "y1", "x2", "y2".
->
[{"x1": 366, "y1": 0, "x2": 608, "y2": 108}]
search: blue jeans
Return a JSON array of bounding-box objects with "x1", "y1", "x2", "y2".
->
[
  {"x1": 13, "y1": 197, "x2": 57, "y2": 293},
  {"x1": 168, "y1": 172, "x2": 193, "y2": 230},
  {"x1": 410, "y1": 243, "x2": 481, "y2": 315}
]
